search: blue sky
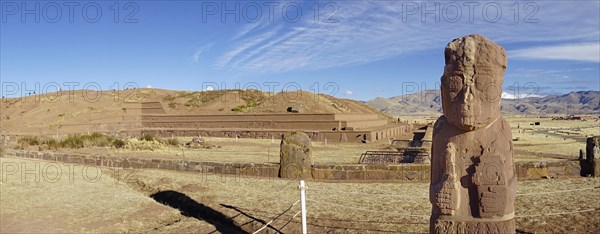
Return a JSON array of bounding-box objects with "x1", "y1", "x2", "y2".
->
[{"x1": 1, "y1": 0, "x2": 599, "y2": 101}]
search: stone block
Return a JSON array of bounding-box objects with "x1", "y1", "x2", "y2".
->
[{"x1": 279, "y1": 132, "x2": 313, "y2": 179}]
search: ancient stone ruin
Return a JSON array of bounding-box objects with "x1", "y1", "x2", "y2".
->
[
  {"x1": 358, "y1": 124, "x2": 433, "y2": 165},
  {"x1": 138, "y1": 112, "x2": 410, "y2": 143},
  {"x1": 279, "y1": 132, "x2": 313, "y2": 179},
  {"x1": 430, "y1": 34, "x2": 516, "y2": 233},
  {"x1": 584, "y1": 136, "x2": 600, "y2": 177}
]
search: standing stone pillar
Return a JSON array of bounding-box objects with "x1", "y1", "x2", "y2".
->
[
  {"x1": 430, "y1": 34, "x2": 516, "y2": 233},
  {"x1": 586, "y1": 136, "x2": 600, "y2": 177},
  {"x1": 279, "y1": 132, "x2": 313, "y2": 179}
]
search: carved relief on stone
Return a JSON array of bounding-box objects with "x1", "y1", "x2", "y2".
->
[{"x1": 432, "y1": 143, "x2": 460, "y2": 215}]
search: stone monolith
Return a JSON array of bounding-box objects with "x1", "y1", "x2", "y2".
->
[
  {"x1": 586, "y1": 136, "x2": 600, "y2": 177},
  {"x1": 430, "y1": 34, "x2": 516, "y2": 233},
  {"x1": 279, "y1": 131, "x2": 313, "y2": 179}
]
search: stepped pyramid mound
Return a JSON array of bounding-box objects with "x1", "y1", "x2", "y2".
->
[{"x1": 0, "y1": 89, "x2": 415, "y2": 143}]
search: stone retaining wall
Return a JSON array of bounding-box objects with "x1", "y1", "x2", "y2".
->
[
  {"x1": 141, "y1": 124, "x2": 413, "y2": 143},
  {"x1": 312, "y1": 164, "x2": 430, "y2": 181},
  {"x1": 3, "y1": 150, "x2": 584, "y2": 182},
  {"x1": 141, "y1": 113, "x2": 389, "y2": 131}
]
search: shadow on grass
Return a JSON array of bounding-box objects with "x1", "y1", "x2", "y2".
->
[
  {"x1": 516, "y1": 229, "x2": 534, "y2": 234},
  {"x1": 221, "y1": 203, "x2": 424, "y2": 233},
  {"x1": 150, "y1": 190, "x2": 247, "y2": 234}
]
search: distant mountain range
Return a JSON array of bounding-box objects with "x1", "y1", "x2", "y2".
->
[{"x1": 367, "y1": 90, "x2": 600, "y2": 116}]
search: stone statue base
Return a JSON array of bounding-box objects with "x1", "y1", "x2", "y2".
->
[{"x1": 431, "y1": 216, "x2": 515, "y2": 234}]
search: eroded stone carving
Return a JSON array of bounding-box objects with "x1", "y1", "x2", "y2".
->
[
  {"x1": 430, "y1": 34, "x2": 516, "y2": 234},
  {"x1": 279, "y1": 131, "x2": 313, "y2": 179}
]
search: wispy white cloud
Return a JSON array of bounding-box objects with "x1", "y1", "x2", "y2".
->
[
  {"x1": 215, "y1": 30, "x2": 279, "y2": 68},
  {"x1": 193, "y1": 51, "x2": 202, "y2": 63},
  {"x1": 507, "y1": 67, "x2": 597, "y2": 79},
  {"x1": 212, "y1": 1, "x2": 600, "y2": 73},
  {"x1": 193, "y1": 43, "x2": 214, "y2": 63},
  {"x1": 501, "y1": 92, "x2": 544, "y2": 99},
  {"x1": 344, "y1": 90, "x2": 353, "y2": 96},
  {"x1": 509, "y1": 43, "x2": 600, "y2": 62}
]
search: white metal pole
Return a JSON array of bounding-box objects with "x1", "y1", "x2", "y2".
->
[{"x1": 300, "y1": 180, "x2": 308, "y2": 234}]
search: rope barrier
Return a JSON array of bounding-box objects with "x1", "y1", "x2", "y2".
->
[
  {"x1": 252, "y1": 200, "x2": 300, "y2": 234},
  {"x1": 278, "y1": 210, "x2": 302, "y2": 231},
  {"x1": 516, "y1": 208, "x2": 599, "y2": 218},
  {"x1": 306, "y1": 199, "x2": 429, "y2": 218}
]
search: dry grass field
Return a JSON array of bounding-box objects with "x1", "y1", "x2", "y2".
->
[
  {"x1": 393, "y1": 117, "x2": 598, "y2": 162},
  {"x1": 510, "y1": 132, "x2": 583, "y2": 161},
  {"x1": 4, "y1": 113, "x2": 600, "y2": 164},
  {"x1": 25, "y1": 136, "x2": 385, "y2": 165},
  {"x1": 506, "y1": 117, "x2": 599, "y2": 161},
  {"x1": 38, "y1": 117, "x2": 597, "y2": 164},
  {"x1": 2, "y1": 116, "x2": 599, "y2": 233},
  {"x1": 1, "y1": 157, "x2": 599, "y2": 233},
  {"x1": 0, "y1": 157, "x2": 183, "y2": 233},
  {"x1": 506, "y1": 117, "x2": 599, "y2": 131}
]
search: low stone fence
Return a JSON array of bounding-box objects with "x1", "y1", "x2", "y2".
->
[
  {"x1": 2, "y1": 150, "x2": 586, "y2": 182},
  {"x1": 312, "y1": 164, "x2": 430, "y2": 182}
]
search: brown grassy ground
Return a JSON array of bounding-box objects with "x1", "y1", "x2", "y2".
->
[
  {"x1": 0, "y1": 157, "x2": 183, "y2": 233},
  {"x1": 2, "y1": 157, "x2": 599, "y2": 233},
  {"x1": 511, "y1": 132, "x2": 584, "y2": 161},
  {"x1": 506, "y1": 117, "x2": 599, "y2": 131},
  {"x1": 46, "y1": 136, "x2": 384, "y2": 165},
  {"x1": 506, "y1": 117, "x2": 599, "y2": 161},
  {"x1": 46, "y1": 128, "x2": 590, "y2": 164}
]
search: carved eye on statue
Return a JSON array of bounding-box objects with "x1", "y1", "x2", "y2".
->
[
  {"x1": 446, "y1": 76, "x2": 463, "y2": 93},
  {"x1": 475, "y1": 74, "x2": 494, "y2": 91},
  {"x1": 475, "y1": 74, "x2": 501, "y2": 102}
]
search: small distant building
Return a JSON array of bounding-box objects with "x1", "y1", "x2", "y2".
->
[
  {"x1": 571, "y1": 115, "x2": 600, "y2": 121},
  {"x1": 552, "y1": 115, "x2": 600, "y2": 121}
]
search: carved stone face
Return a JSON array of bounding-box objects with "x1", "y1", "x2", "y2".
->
[{"x1": 441, "y1": 35, "x2": 507, "y2": 131}]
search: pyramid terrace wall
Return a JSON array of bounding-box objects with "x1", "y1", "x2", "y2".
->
[
  {"x1": 124, "y1": 102, "x2": 166, "y2": 114},
  {"x1": 140, "y1": 124, "x2": 413, "y2": 143},
  {"x1": 334, "y1": 114, "x2": 382, "y2": 121},
  {"x1": 141, "y1": 113, "x2": 376, "y2": 122},
  {"x1": 141, "y1": 113, "x2": 392, "y2": 132},
  {"x1": 51, "y1": 103, "x2": 413, "y2": 142},
  {"x1": 142, "y1": 120, "x2": 344, "y2": 131},
  {"x1": 344, "y1": 120, "x2": 390, "y2": 129}
]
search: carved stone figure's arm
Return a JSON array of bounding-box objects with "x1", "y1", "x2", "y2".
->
[
  {"x1": 431, "y1": 141, "x2": 459, "y2": 215},
  {"x1": 430, "y1": 121, "x2": 443, "y2": 206}
]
